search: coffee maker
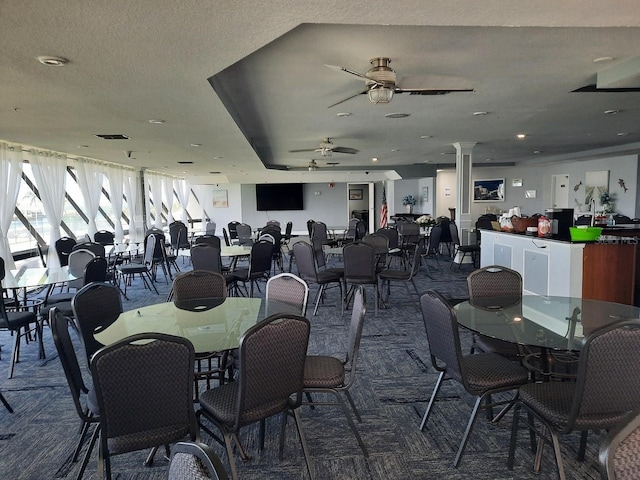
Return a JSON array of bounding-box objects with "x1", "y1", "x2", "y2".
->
[{"x1": 544, "y1": 208, "x2": 574, "y2": 240}]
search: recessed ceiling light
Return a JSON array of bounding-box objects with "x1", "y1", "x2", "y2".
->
[
  {"x1": 76, "y1": 145, "x2": 90, "y2": 149},
  {"x1": 604, "y1": 109, "x2": 620, "y2": 115},
  {"x1": 384, "y1": 113, "x2": 410, "y2": 119},
  {"x1": 37, "y1": 56, "x2": 68, "y2": 66},
  {"x1": 593, "y1": 56, "x2": 615, "y2": 63},
  {"x1": 617, "y1": 132, "x2": 629, "y2": 136},
  {"x1": 372, "y1": 158, "x2": 378, "y2": 162},
  {"x1": 517, "y1": 134, "x2": 527, "y2": 139},
  {"x1": 336, "y1": 112, "x2": 351, "y2": 117},
  {"x1": 420, "y1": 135, "x2": 432, "y2": 139},
  {"x1": 485, "y1": 158, "x2": 492, "y2": 162},
  {"x1": 534, "y1": 150, "x2": 541, "y2": 154},
  {"x1": 190, "y1": 143, "x2": 202, "y2": 147},
  {"x1": 148, "y1": 119, "x2": 166, "y2": 124},
  {"x1": 390, "y1": 149, "x2": 399, "y2": 152},
  {"x1": 473, "y1": 111, "x2": 489, "y2": 116},
  {"x1": 440, "y1": 152, "x2": 455, "y2": 155}
]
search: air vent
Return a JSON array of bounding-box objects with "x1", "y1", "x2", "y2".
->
[
  {"x1": 209, "y1": 171, "x2": 221, "y2": 174},
  {"x1": 94, "y1": 134, "x2": 130, "y2": 140},
  {"x1": 177, "y1": 161, "x2": 193, "y2": 164}
]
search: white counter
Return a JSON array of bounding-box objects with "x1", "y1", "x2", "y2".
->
[{"x1": 479, "y1": 230, "x2": 585, "y2": 297}]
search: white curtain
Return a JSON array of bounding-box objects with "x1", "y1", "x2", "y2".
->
[
  {"x1": 174, "y1": 178, "x2": 191, "y2": 225},
  {"x1": 192, "y1": 185, "x2": 215, "y2": 226},
  {"x1": 107, "y1": 166, "x2": 125, "y2": 243},
  {"x1": 28, "y1": 150, "x2": 67, "y2": 268},
  {"x1": 75, "y1": 158, "x2": 104, "y2": 238},
  {"x1": 124, "y1": 170, "x2": 143, "y2": 243},
  {"x1": 147, "y1": 173, "x2": 164, "y2": 229},
  {"x1": 0, "y1": 144, "x2": 24, "y2": 269},
  {"x1": 162, "y1": 176, "x2": 174, "y2": 225}
]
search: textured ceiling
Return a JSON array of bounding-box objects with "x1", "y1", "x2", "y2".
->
[{"x1": 2, "y1": 1, "x2": 640, "y2": 185}]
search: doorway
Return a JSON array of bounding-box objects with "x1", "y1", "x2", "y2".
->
[
  {"x1": 347, "y1": 182, "x2": 375, "y2": 232},
  {"x1": 551, "y1": 174, "x2": 570, "y2": 208}
]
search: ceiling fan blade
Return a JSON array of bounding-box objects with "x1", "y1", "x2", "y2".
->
[
  {"x1": 331, "y1": 147, "x2": 359, "y2": 154},
  {"x1": 396, "y1": 74, "x2": 474, "y2": 92},
  {"x1": 328, "y1": 88, "x2": 369, "y2": 108},
  {"x1": 325, "y1": 64, "x2": 369, "y2": 80},
  {"x1": 288, "y1": 148, "x2": 317, "y2": 153}
]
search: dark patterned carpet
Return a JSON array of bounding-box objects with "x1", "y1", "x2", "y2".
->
[{"x1": 0, "y1": 249, "x2": 603, "y2": 479}]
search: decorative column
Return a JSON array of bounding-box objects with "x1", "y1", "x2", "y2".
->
[{"x1": 454, "y1": 142, "x2": 476, "y2": 257}]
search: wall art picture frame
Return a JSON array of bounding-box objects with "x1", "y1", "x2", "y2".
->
[
  {"x1": 473, "y1": 178, "x2": 505, "y2": 202},
  {"x1": 349, "y1": 188, "x2": 363, "y2": 200},
  {"x1": 212, "y1": 189, "x2": 228, "y2": 208}
]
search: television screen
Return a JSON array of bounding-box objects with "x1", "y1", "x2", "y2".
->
[{"x1": 256, "y1": 183, "x2": 304, "y2": 211}]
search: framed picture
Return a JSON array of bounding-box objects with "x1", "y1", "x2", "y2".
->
[
  {"x1": 212, "y1": 189, "x2": 228, "y2": 208},
  {"x1": 349, "y1": 188, "x2": 363, "y2": 200},
  {"x1": 473, "y1": 178, "x2": 505, "y2": 202}
]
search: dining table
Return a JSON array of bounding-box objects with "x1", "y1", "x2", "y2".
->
[
  {"x1": 454, "y1": 295, "x2": 640, "y2": 372},
  {"x1": 94, "y1": 296, "x2": 301, "y2": 355}
]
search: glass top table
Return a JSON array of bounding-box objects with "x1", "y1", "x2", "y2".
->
[
  {"x1": 95, "y1": 296, "x2": 302, "y2": 354},
  {"x1": 3, "y1": 266, "x2": 77, "y2": 290},
  {"x1": 454, "y1": 295, "x2": 640, "y2": 352}
]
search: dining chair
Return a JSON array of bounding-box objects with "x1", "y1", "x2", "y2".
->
[
  {"x1": 90, "y1": 332, "x2": 198, "y2": 480},
  {"x1": 340, "y1": 218, "x2": 360, "y2": 246},
  {"x1": 419, "y1": 290, "x2": 529, "y2": 467},
  {"x1": 222, "y1": 228, "x2": 231, "y2": 247},
  {"x1": 50, "y1": 307, "x2": 100, "y2": 480},
  {"x1": 343, "y1": 242, "x2": 380, "y2": 314},
  {"x1": 293, "y1": 241, "x2": 343, "y2": 316},
  {"x1": 311, "y1": 221, "x2": 339, "y2": 247},
  {"x1": 375, "y1": 227, "x2": 402, "y2": 267},
  {"x1": 508, "y1": 319, "x2": 640, "y2": 480},
  {"x1": 303, "y1": 286, "x2": 368, "y2": 457},
  {"x1": 205, "y1": 221, "x2": 217, "y2": 236},
  {"x1": 170, "y1": 221, "x2": 191, "y2": 253},
  {"x1": 0, "y1": 257, "x2": 40, "y2": 379},
  {"x1": 190, "y1": 244, "x2": 223, "y2": 273},
  {"x1": 600, "y1": 406, "x2": 640, "y2": 480},
  {"x1": 378, "y1": 236, "x2": 426, "y2": 302},
  {"x1": 235, "y1": 223, "x2": 253, "y2": 246},
  {"x1": 169, "y1": 441, "x2": 229, "y2": 480},
  {"x1": 194, "y1": 234, "x2": 222, "y2": 249},
  {"x1": 197, "y1": 313, "x2": 314, "y2": 480},
  {"x1": 73, "y1": 241, "x2": 106, "y2": 259},
  {"x1": 449, "y1": 222, "x2": 480, "y2": 270},
  {"x1": 71, "y1": 282, "x2": 124, "y2": 365},
  {"x1": 265, "y1": 272, "x2": 309, "y2": 316},
  {"x1": 93, "y1": 230, "x2": 115, "y2": 246},
  {"x1": 362, "y1": 233, "x2": 390, "y2": 272},
  {"x1": 55, "y1": 236, "x2": 77, "y2": 267},
  {"x1": 227, "y1": 221, "x2": 240, "y2": 244},
  {"x1": 116, "y1": 234, "x2": 159, "y2": 294},
  {"x1": 230, "y1": 240, "x2": 273, "y2": 296},
  {"x1": 172, "y1": 270, "x2": 227, "y2": 301},
  {"x1": 396, "y1": 222, "x2": 420, "y2": 267},
  {"x1": 423, "y1": 225, "x2": 442, "y2": 265}
]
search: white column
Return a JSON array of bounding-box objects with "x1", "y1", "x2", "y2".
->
[{"x1": 453, "y1": 142, "x2": 476, "y2": 235}]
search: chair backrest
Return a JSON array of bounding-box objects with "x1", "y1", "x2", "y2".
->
[
  {"x1": 190, "y1": 244, "x2": 223, "y2": 273},
  {"x1": 55, "y1": 236, "x2": 77, "y2": 266},
  {"x1": 71, "y1": 282, "x2": 123, "y2": 364},
  {"x1": 72, "y1": 241, "x2": 106, "y2": 258},
  {"x1": 311, "y1": 221, "x2": 329, "y2": 244},
  {"x1": 248, "y1": 240, "x2": 274, "y2": 276},
  {"x1": 169, "y1": 441, "x2": 229, "y2": 480},
  {"x1": 343, "y1": 242, "x2": 376, "y2": 281},
  {"x1": 90, "y1": 333, "x2": 197, "y2": 455},
  {"x1": 600, "y1": 407, "x2": 640, "y2": 480},
  {"x1": 236, "y1": 223, "x2": 253, "y2": 245},
  {"x1": 37, "y1": 243, "x2": 49, "y2": 267},
  {"x1": 94, "y1": 230, "x2": 115, "y2": 246},
  {"x1": 362, "y1": 233, "x2": 389, "y2": 256},
  {"x1": 144, "y1": 231, "x2": 166, "y2": 261},
  {"x1": 170, "y1": 221, "x2": 190, "y2": 250},
  {"x1": 567, "y1": 319, "x2": 640, "y2": 431},
  {"x1": 397, "y1": 222, "x2": 420, "y2": 248},
  {"x1": 84, "y1": 257, "x2": 108, "y2": 284},
  {"x1": 172, "y1": 270, "x2": 227, "y2": 301},
  {"x1": 234, "y1": 314, "x2": 310, "y2": 430},
  {"x1": 283, "y1": 221, "x2": 293, "y2": 241},
  {"x1": 266, "y1": 273, "x2": 309, "y2": 316},
  {"x1": 205, "y1": 221, "x2": 217, "y2": 236},
  {"x1": 376, "y1": 227, "x2": 399, "y2": 249},
  {"x1": 266, "y1": 220, "x2": 280, "y2": 228},
  {"x1": 407, "y1": 237, "x2": 427, "y2": 277},
  {"x1": 311, "y1": 238, "x2": 327, "y2": 269},
  {"x1": 420, "y1": 290, "x2": 465, "y2": 384},
  {"x1": 292, "y1": 241, "x2": 319, "y2": 284},
  {"x1": 306, "y1": 219, "x2": 315, "y2": 237},
  {"x1": 345, "y1": 287, "x2": 367, "y2": 376},
  {"x1": 426, "y1": 225, "x2": 442, "y2": 254},
  {"x1": 194, "y1": 234, "x2": 221, "y2": 249},
  {"x1": 438, "y1": 217, "x2": 453, "y2": 243},
  {"x1": 467, "y1": 265, "x2": 522, "y2": 308},
  {"x1": 355, "y1": 220, "x2": 367, "y2": 241},
  {"x1": 50, "y1": 307, "x2": 94, "y2": 422},
  {"x1": 227, "y1": 221, "x2": 240, "y2": 240},
  {"x1": 449, "y1": 222, "x2": 461, "y2": 246},
  {"x1": 68, "y1": 249, "x2": 97, "y2": 288}
]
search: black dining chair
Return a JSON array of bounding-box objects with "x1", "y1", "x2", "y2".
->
[
  {"x1": 169, "y1": 441, "x2": 229, "y2": 480},
  {"x1": 419, "y1": 290, "x2": 529, "y2": 467},
  {"x1": 343, "y1": 242, "x2": 380, "y2": 314},
  {"x1": 600, "y1": 406, "x2": 640, "y2": 480},
  {"x1": 293, "y1": 241, "x2": 343, "y2": 316}
]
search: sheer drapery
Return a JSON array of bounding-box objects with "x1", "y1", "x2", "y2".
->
[
  {"x1": 75, "y1": 159, "x2": 104, "y2": 238},
  {"x1": 106, "y1": 166, "x2": 125, "y2": 243},
  {"x1": 147, "y1": 173, "x2": 164, "y2": 229},
  {"x1": 28, "y1": 150, "x2": 67, "y2": 268},
  {"x1": 0, "y1": 144, "x2": 24, "y2": 269},
  {"x1": 162, "y1": 176, "x2": 174, "y2": 225},
  {"x1": 192, "y1": 185, "x2": 214, "y2": 228},
  {"x1": 174, "y1": 178, "x2": 190, "y2": 225},
  {"x1": 124, "y1": 170, "x2": 143, "y2": 243}
]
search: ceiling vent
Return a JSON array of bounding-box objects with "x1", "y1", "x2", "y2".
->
[{"x1": 94, "y1": 134, "x2": 130, "y2": 140}]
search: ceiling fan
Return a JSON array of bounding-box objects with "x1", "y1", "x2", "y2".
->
[
  {"x1": 289, "y1": 137, "x2": 359, "y2": 157},
  {"x1": 325, "y1": 57, "x2": 474, "y2": 107}
]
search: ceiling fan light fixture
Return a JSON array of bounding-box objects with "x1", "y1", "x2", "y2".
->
[{"x1": 368, "y1": 86, "x2": 394, "y2": 104}]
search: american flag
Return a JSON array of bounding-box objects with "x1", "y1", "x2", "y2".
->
[{"x1": 380, "y1": 184, "x2": 388, "y2": 228}]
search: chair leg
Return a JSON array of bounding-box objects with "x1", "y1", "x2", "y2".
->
[
  {"x1": 76, "y1": 425, "x2": 99, "y2": 480},
  {"x1": 453, "y1": 395, "x2": 483, "y2": 467},
  {"x1": 334, "y1": 391, "x2": 369, "y2": 457},
  {"x1": 8, "y1": 328, "x2": 21, "y2": 379},
  {"x1": 292, "y1": 408, "x2": 315, "y2": 480},
  {"x1": 507, "y1": 402, "x2": 521, "y2": 470},
  {"x1": 419, "y1": 371, "x2": 445, "y2": 430},
  {"x1": 0, "y1": 391, "x2": 13, "y2": 413},
  {"x1": 223, "y1": 432, "x2": 240, "y2": 480}
]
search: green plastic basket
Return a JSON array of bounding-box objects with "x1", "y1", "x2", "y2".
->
[{"x1": 569, "y1": 227, "x2": 602, "y2": 241}]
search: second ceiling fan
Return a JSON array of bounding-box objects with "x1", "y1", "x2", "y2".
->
[
  {"x1": 325, "y1": 57, "x2": 474, "y2": 107},
  {"x1": 289, "y1": 137, "x2": 359, "y2": 157}
]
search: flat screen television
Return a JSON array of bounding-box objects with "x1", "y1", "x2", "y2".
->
[{"x1": 256, "y1": 183, "x2": 304, "y2": 211}]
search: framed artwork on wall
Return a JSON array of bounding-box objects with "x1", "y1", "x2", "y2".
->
[
  {"x1": 349, "y1": 188, "x2": 363, "y2": 200},
  {"x1": 212, "y1": 189, "x2": 228, "y2": 208},
  {"x1": 473, "y1": 178, "x2": 505, "y2": 202}
]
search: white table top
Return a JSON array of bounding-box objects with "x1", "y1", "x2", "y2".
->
[{"x1": 3, "y1": 266, "x2": 77, "y2": 290}]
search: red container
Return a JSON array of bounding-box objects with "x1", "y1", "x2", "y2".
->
[{"x1": 538, "y1": 216, "x2": 552, "y2": 237}]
